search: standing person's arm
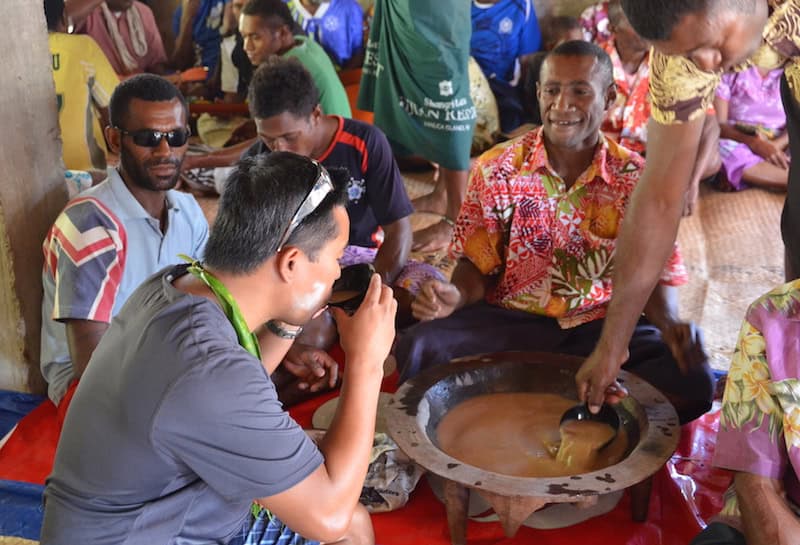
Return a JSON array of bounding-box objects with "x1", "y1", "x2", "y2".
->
[{"x1": 576, "y1": 115, "x2": 705, "y2": 411}]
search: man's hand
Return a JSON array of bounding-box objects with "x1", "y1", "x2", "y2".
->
[
  {"x1": 331, "y1": 274, "x2": 396, "y2": 379},
  {"x1": 659, "y1": 320, "x2": 707, "y2": 375},
  {"x1": 411, "y1": 280, "x2": 461, "y2": 321},
  {"x1": 282, "y1": 343, "x2": 339, "y2": 392},
  {"x1": 575, "y1": 347, "x2": 630, "y2": 414},
  {"x1": 749, "y1": 135, "x2": 789, "y2": 170}
]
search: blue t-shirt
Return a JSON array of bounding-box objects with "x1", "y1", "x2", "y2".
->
[
  {"x1": 471, "y1": 0, "x2": 541, "y2": 83},
  {"x1": 245, "y1": 116, "x2": 413, "y2": 248},
  {"x1": 287, "y1": 0, "x2": 364, "y2": 68},
  {"x1": 173, "y1": 0, "x2": 227, "y2": 75}
]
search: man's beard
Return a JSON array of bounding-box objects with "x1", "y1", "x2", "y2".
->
[{"x1": 120, "y1": 150, "x2": 183, "y2": 192}]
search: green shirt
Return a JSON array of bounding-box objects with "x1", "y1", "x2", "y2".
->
[{"x1": 285, "y1": 36, "x2": 352, "y2": 118}]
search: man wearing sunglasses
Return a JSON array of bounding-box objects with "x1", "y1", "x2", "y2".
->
[
  {"x1": 39, "y1": 74, "x2": 208, "y2": 411},
  {"x1": 42, "y1": 152, "x2": 396, "y2": 545}
]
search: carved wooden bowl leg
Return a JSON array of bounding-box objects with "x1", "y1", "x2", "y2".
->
[
  {"x1": 630, "y1": 474, "x2": 655, "y2": 522},
  {"x1": 443, "y1": 479, "x2": 470, "y2": 545},
  {"x1": 478, "y1": 490, "x2": 548, "y2": 537}
]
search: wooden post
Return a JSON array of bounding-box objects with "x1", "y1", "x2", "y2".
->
[{"x1": 0, "y1": 1, "x2": 68, "y2": 393}]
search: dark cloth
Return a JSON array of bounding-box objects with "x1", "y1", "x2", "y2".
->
[
  {"x1": 689, "y1": 522, "x2": 746, "y2": 545},
  {"x1": 243, "y1": 117, "x2": 413, "y2": 248},
  {"x1": 231, "y1": 33, "x2": 254, "y2": 98},
  {"x1": 781, "y1": 74, "x2": 800, "y2": 280},
  {"x1": 395, "y1": 302, "x2": 714, "y2": 424},
  {"x1": 521, "y1": 51, "x2": 546, "y2": 125},
  {"x1": 488, "y1": 77, "x2": 526, "y2": 134},
  {"x1": 41, "y1": 266, "x2": 322, "y2": 545}
]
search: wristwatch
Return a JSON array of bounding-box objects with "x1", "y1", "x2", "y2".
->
[{"x1": 265, "y1": 319, "x2": 304, "y2": 340}]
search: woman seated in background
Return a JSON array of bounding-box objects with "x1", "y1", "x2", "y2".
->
[{"x1": 714, "y1": 66, "x2": 789, "y2": 192}]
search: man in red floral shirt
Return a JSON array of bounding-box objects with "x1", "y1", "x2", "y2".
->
[{"x1": 396, "y1": 40, "x2": 714, "y2": 424}]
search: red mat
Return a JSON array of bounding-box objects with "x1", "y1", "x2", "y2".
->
[{"x1": 0, "y1": 370, "x2": 730, "y2": 545}]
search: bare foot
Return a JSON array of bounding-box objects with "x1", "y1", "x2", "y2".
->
[
  {"x1": 412, "y1": 186, "x2": 447, "y2": 215},
  {"x1": 412, "y1": 220, "x2": 453, "y2": 253},
  {"x1": 682, "y1": 177, "x2": 701, "y2": 217}
]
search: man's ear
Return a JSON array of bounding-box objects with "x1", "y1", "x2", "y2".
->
[
  {"x1": 275, "y1": 246, "x2": 303, "y2": 283},
  {"x1": 605, "y1": 83, "x2": 618, "y2": 110},
  {"x1": 105, "y1": 125, "x2": 122, "y2": 154},
  {"x1": 310, "y1": 104, "x2": 323, "y2": 124}
]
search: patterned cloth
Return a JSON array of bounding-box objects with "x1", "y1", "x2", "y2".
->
[
  {"x1": 716, "y1": 66, "x2": 788, "y2": 189},
  {"x1": 649, "y1": 0, "x2": 800, "y2": 125},
  {"x1": 340, "y1": 245, "x2": 444, "y2": 296},
  {"x1": 579, "y1": 1, "x2": 610, "y2": 43},
  {"x1": 598, "y1": 36, "x2": 650, "y2": 155},
  {"x1": 450, "y1": 127, "x2": 687, "y2": 328},
  {"x1": 228, "y1": 509, "x2": 318, "y2": 545},
  {"x1": 713, "y1": 280, "x2": 800, "y2": 530}
]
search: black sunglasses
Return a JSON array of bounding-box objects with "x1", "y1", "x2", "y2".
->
[{"x1": 115, "y1": 127, "x2": 191, "y2": 148}]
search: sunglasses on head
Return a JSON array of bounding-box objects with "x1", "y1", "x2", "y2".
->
[
  {"x1": 277, "y1": 160, "x2": 335, "y2": 251},
  {"x1": 115, "y1": 127, "x2": 191, "y2": 148}
]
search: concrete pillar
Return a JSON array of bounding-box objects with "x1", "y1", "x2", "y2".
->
[{"x1": 0, "y1": 1, "x2": 68, "y2": 393}]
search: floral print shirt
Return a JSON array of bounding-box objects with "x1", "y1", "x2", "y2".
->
[
  {"x1": 598, "y1": 36, "x2": 651, "y2": 155},
  {"x1": 715, "y1": 280, "x2": 800, "y2": 524},
  {"x1": 450, "y1": 127, "x2": 687, "y2": 329}
]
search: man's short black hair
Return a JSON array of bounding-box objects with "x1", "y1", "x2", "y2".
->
[
  {"x1": 44, "y1": 0, "x2": 65, "y2": 31},
  {"x1": 248, "y1": 58, "x2": 320, "y2": 120},
  {"x1": 545, "y1": 40, "x2": 614, "y2": 89},
  {"x1": 621, "y1": 0, "x2": 754, "y2": 41},
  {"x1": 109, "y1": 74, "x2": 189, "y2": 129},
  {"x1": 241, "y1": 0, "x2": 294, "y2": 28},
  {"x1": 204, "y1": 152, "x2": 348, "y2": 273}
]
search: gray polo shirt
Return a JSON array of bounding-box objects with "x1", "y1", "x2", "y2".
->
[{"x1": 41, "y1": 266, "x2": 323, "y2": 545}]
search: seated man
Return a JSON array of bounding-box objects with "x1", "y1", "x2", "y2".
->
[
  {"x1": 40, "y1": 152, "x2": 396, "y2": 545},
  {"x1": 470, "y1": 0, "x2": 541, "y2": 133},
  {"x1": 240, "y1": 0, "x2": 351, "y2": 117},
  {"x1": 40, "y1": 74, "x2": 209, "y2": 408},
  {"x1": 689, "y1": 281, "x2": 800, "y2": 545},
  {"x1": 242, "y1": 58, "x2": 442, "y2": 343},
  {"x1": 72, "y1": 0, "x2": 168, "y2": 76},
  {"x1": 46, "y1": 0, "x2": 119, "y2": 173},
  {"x1": 396, "y1": 41, "x2": 715, "y2": 424},
  {"x1": 287, "y1": 0, "x2": 365, "y2": 69}
]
